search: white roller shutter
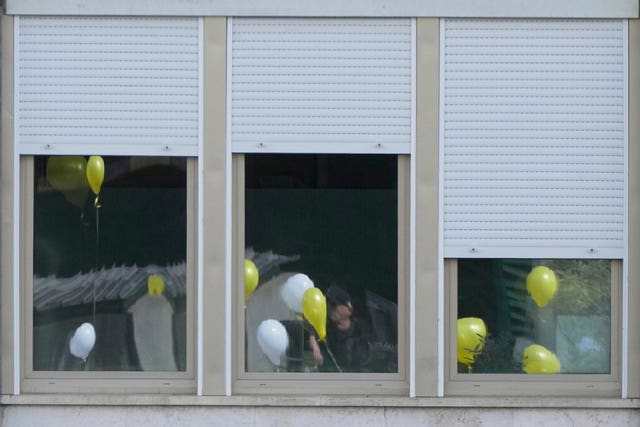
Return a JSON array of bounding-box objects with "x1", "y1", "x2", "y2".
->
[
  {"x1": 442, "y1": 19, "x2": 626, "y2": 259},
  {"x1": 230, "y1": 18, "x2": 414, "y2": 153},
  {"x1": 15, "y1": 16, "x2": 201, "y2": 156}
]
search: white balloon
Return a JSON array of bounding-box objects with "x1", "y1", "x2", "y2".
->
[
  {"x1": 69, "y1": 322, "x2": 96, "y2": 361},
  {"x1": 256, "y1": 319, "x2": 289, "y2": 367},
  {"x1": 280, "y1": 273, "x2": 314, "y2": 313}
]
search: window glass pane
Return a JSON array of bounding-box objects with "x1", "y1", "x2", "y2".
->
[
  {"x1": 457, "y1": 259, "x2": 611, "y2": 374},
  {"x1": 245, "y1": 154, "x2": 398, "y2": 373},
  {"x1": 33, "y1": 156, "x2": 187, "y2": 371}
]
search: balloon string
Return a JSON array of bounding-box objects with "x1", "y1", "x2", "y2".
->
[
  {"x1": 92, "y1": 202, "x2": 100, "y2": 324},
  {"x1": 322, "y1": 341, "x2": 342, "y2": 373}
]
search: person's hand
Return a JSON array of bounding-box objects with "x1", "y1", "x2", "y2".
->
[
  {"x1": 309, "y1": 336, "x2": 324, "y2": 366},
  {"x1": 312, "y1": 344, "x2": 324, "y2": 366}
]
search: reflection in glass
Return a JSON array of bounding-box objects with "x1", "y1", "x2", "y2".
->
[
  {"x1": 33, "y1": 156, "x2": 187, "y2": 371},
  {"x1": 457, "y1": 259, "x2": 611, "y2": 374},
  {"x1": 244, "y1": 154, "x2": 398, "y2": 373}
]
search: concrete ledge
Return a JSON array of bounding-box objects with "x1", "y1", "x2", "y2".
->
[
  {"x1": 1, "y1": 394, "x2": 639, "y2": 409},
  {"x1": 2, "y1": 402, "x2": 639, "y2": 427}
]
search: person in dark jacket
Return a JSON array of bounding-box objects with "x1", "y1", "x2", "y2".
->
[{"x1": 309, "y1": 282, "x2": 371, "y2": 372}]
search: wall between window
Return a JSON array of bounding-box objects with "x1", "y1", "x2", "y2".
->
[
  {"x1": 200, "y1": 16, "x2": 228, "y2": 396},
  {"x1": 413, "y1": 18, "x2": 440, "y2": 397},
  {"x1": 0, "y1": 14, "x2": 17, "y2": 396}
]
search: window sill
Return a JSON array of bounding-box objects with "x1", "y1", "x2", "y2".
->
[{"x1": 1, "y1": 394, "x2": 639, "y2": 409}]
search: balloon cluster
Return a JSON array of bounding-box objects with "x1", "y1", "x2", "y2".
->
[
  {"x1": 254, "y1": 263, "x2": 563, "y2": 372},
  {"x1": 46, "y1": 155, "x2": 105, "y2": 209},
  {"x1": 49, "y1": 155, "x2": 105, "y2": 362},
  {"x1": 521, "y1": 265, "x2": 561, "y2": 374},
  {"x1": 458, "y1": 265, "x2": 562, "y2": 374},
  {"x1": 254, "y1": 272, "x2": 328, "y2": 368}
]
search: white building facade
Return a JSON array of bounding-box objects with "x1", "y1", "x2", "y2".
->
[{"x1": 1, "y1": 1, "x2": 640, "y2": 426}]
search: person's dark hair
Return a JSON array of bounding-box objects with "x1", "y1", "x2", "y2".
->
[{"x1": 325, "y1": 281, "x2": 352, "y2": 309}]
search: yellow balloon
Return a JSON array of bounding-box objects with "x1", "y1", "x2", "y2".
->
[
  {"x1": 457, "y1": 317, "x2": 487, "y2": 369},
  {"x1": 46, "y1": 156, "x2": 89, "y2": 208},
  {"x1": 523, "y1": 344, "x2": 561, "y2": 374},
  {"x1": 147, "y1": 274, "x2": 165, "y2": 295},
  {"x1": 86, "y1": 156, "x2": 105, "y2": 196},
  {"x1": 302, "y1": 287, "x2": 326, "y2": 341},
  {"x1": 526, "y1": 266, "x2": 558, "y2": 308},
  {"x1": 244, "y1": 259, "x2": 259, "y2": 303}
]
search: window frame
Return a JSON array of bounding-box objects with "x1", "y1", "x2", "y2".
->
[
  {"x1": 19, "y1": 156, "x2": 198, "y2": 394},
  {"x1": 443, "y1": 258, "x2": 622, "y2": 396},
  {"x1": 231, "y1": 154, "x2": 410, "y2": 395}
]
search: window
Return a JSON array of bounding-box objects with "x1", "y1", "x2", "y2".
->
[
  {"x1": 229, "y1": 17, "x2": 413, "y2": 394},
  {"x1": 445, "y1": 258, "x2": 621, "y2": 396},
  {"x1": 22, "y1": 156, "x2": 196, "y2": 393},
  {"x1": 457, "y1": 259, "x2": 615, "y2": 375},
  {"x1": 233, "y1": 154, "x2": 409, "y2": 393},
  {"x1": 7, "y1": 15, "x2": 202, "y2": 394},
  {"x1": 440, "y1": 18, "x2": 626, "y2": 396}
]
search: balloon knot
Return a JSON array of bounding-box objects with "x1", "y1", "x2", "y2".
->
[{"x1": 93, "y1": 196, "x2": 101, "y2": 208}]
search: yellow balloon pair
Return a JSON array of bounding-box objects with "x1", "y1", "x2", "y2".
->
[
  {"x1": 457, "y1": 318, "x2": 561, "y2": 374},
  {"x1": 46, "y1": 155, "x2": 105, "y2": 208}
]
